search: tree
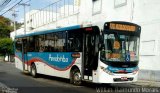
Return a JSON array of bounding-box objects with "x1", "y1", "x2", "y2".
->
[
  {"x1": 15, "y1": 21, "x2": 23, "y2": 29},
  {"x1": 0, "y1": 38, "x2": 13, "y2": 61},
  {"x1": 0, "y1": 16, "x2": 13, "y2": 38},
  {"x1": 0, "y1": 16, "x2": 14, "y2": 61}
]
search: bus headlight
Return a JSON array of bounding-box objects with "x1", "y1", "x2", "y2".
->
[
  {"x1": 133, "y1": 68, "x2": 139, "y2": 74},
  {"x1": 100, "y1": 66, "x2": 114, "y2": 75}
]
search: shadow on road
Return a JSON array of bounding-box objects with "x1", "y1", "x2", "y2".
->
[{"x1": 21, "y1": 73, "x2": 122, "y2": 89}]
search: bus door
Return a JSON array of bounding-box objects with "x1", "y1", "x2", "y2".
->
[
  {"x1": 22, "y1": 38, "x2": 28, "y2": 71},
  {"x1": 83, "y1": 31, "x2": 99, "y2": 81}
]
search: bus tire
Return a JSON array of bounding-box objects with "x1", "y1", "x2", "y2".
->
[
  {"x1": 71, "y1": 69, "x2": 82, "y2": 86},
  {"x1": 31, "y1": 64, "x2": 37, "y2": 78}
]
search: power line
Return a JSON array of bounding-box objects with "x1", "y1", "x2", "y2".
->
[
  {"x1": 1, "y1": 0, "x2": 18, "y2": 11},
  {"x1": 0, "y1": 0, "x2": 23, "y2": 15},
  {"x1": 0, "y1": 0, "x2": 10, "y2": 6},
  {"x1": 0, "y1": 0, "x2": 12, "y2": 11}
]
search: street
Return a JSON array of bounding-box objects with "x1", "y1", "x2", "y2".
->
[{"x1": 0, "y1": 62, "x2": 155, "y2": 93}]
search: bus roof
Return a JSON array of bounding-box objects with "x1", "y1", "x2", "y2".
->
[{"x1": 15, "y1": 25, "x2": 81, "y2": 38}]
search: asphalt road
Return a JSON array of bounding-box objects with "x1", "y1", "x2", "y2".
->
[{"x1": 0, "y1": 62, "x2": 142, "y2": 93}]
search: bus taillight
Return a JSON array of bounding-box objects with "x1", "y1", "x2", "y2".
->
[
  {"x1": 85, "y1": 27, "x2": 93, "y2": 31},
  {"x1": 72, "y1": 53, "x2": 80, "y2": 58}
]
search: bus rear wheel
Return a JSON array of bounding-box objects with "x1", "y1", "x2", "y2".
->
[
  {"x1": 31, "y1": 64, "x2": 37, "y2": 78},
  {"x1": 71, "y1": 69, "x2": 82, "y2": 86}
]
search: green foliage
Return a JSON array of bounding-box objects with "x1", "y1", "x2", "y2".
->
[
  {"x1": 0, "y1": 38, "x2": 13, "y2": 55},
  {"x1": 16, "y1": 21, "x2": 23, "y2": 29},
  {"x1": 0, "y1": 16, "x2": 14, "y2": 56},
  {"x1": 0, "y1": 16, "x2": 13, "y2": 38}
]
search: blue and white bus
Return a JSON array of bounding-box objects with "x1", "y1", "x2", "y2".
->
[{"x1": 15, "y1": 21, "x2": 141, "y2": 85}]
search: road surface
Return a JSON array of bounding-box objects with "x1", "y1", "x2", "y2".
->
[{"x1": 0, "y1": 62, "x2": 143, "y2": 93}]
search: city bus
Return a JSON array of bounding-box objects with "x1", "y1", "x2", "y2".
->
[{"x1": 14, "y1": 21, "x2": 141, "y2": 85}]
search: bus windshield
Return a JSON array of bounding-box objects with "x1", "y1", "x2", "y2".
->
[{"x1": 101, "y1": 33, "x2": 140, "y2": 62}]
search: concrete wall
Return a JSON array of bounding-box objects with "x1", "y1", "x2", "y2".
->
[{"x1": 132, "y1": 0, "x2": 160, "y2": 81}]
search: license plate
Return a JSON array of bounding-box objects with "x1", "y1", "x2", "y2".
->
[{"x1": 121, "y1": 77, "x2": 128, "y2": 80}]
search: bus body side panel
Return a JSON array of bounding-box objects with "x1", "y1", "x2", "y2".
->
[
  {"x1": 92, "y1": 53, "x2": 101, "y2": 83},
  {"x1": 27, "y1": 52, "x2": 82, "y2": 79},
  {"x1": 15, "y1": 52, "x2": 24, "y2": 71}
]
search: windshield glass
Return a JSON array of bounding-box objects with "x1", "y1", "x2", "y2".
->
[{"x1": 100, "y1": 33, "x2": 140, "y2": 62}]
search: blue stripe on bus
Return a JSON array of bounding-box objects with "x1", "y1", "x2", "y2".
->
[
  {"x1": 107, "y1": 66, "x2": 138, "y2": 73},
  {"x1": 15, "y1": 25, "x2": 81, "y2": 38},
  {"x1": 15, "y1": 52, "x2": 77, "y2": 70}
]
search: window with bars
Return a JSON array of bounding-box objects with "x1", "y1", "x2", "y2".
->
[
  {"x1": 92, "y1": 0, "x2": 102, "y2": 15},
  {"x1": 114, "y1": 0, "x2": 127, "y2": 8}
]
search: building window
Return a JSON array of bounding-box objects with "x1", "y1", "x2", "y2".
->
[
  {"x1": 92, "y1": 0, "x2": 102, "y2": 15},
  {"x1": 114, "y1": 0, "x2": 127, "y2": 8},
  {"x1": 140, "y1": 40, "x2": 157, "y2": 56}
]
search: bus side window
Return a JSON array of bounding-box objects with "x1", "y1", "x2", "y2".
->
[
  {"x1": 52, "y1": 32, "x2": 66, "y2": 52},
  {"x1": 38, "y1": 35, "x2": 45, "y2": 52},
  {"x1": 67, "y1": 30, "x2": 82, "y2": 52},
  {"x1": 39, "y1": 45, "x2": 44, "y2": 52},
  {"x1": 28, "y1": 36, "x2": 35, "y2": 52},
  {"x1": 35, "y1": 36, "x2": 39, "y2": 52},
  {"x1": 15, "y1": 38, "x2": 22, "y2": 52},
  {"x1": 59, "y1": 32, "x2": 67, "y2": 52}
]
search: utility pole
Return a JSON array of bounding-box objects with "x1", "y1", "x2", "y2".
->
[
  {"x1": 12, "y1": 9, "x2": 18, "y2": 36},
  {"x1": 19, "y1": 3, "x2": 30, "y2": 35}
]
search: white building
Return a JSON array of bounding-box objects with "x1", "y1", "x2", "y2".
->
[{"x1": 11, "y1": 0, "x2": 160, "y2": 81}]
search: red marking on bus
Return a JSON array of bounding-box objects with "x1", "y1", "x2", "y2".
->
[
  {"x1": 71, "y1": 53, "x2": 80, "y2": 58},
  {"x1": 85, "y1": 27, "x2": 93, "y2": 31},
  {"x1": 15, "y1": 56, "x2": 77, "y2": 71}
]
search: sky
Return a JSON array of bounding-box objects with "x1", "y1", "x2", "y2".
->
[{"x1": 1, "y1": 0, "x2": 58, "y2": 22}]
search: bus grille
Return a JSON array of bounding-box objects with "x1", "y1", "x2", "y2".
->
[{"x1": 113, "y1": 77, "x2": 133, "y2": 82}]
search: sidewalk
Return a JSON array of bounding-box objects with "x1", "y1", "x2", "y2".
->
[
  {"x1": 0, "y1": 61, "x2": 15, "y2": 64},
  {"x1": 132, "y1": 80, "x2": 160, "y2": 87},
  {"x1": 0, "y1": 82, "x2": 8, "y2": 93}
]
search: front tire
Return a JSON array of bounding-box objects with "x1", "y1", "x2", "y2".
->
[
  {"x1": 70, "y1": 69, "x2": 82, "y2": 86},
  {"x1": 31, "y1": 64, "x2": 37, "y2": 78}
]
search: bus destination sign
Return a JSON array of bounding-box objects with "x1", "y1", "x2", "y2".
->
[{"x1": 109, "y1": 23, "x2": 136, "y2": 32}]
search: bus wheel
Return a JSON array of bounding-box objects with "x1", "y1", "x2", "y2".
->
[
  {"x1": 31, "y1": 64, "x2": 37, "y2": 78},
  {"x1": 71, "y1": 69, "x2": 82, "y2": 86}
]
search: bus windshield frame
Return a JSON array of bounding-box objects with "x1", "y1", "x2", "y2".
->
[
  {"x1": 100, "y1": 22, "x2": 141, "y2": 68},
  {"x1": 101, "y1": 31, "x2": 140, "y2": 62}
]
